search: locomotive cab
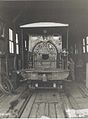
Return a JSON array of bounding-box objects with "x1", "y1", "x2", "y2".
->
[{"x1": 19, "y1": 22, "x2": 69, "y2": 88}]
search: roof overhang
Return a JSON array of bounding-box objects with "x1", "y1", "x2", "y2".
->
[{"x1": 20, "y1": 22, "x2": 69, "y2": 28}]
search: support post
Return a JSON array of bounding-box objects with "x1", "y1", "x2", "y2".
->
[
  {"x1": 86, "y1": 62, "x2": 88, "y2": 88},
  {"x1": 67, "y1": 27, "x2": 69, "y2": 51},
  {"x1": 21, "y1": 29, "x2": 24, "y2": 69},
  {"x1": 66, "y1": 27, "x2": 69, "y2": 69},
  {"x1": 13, "y1": 24, "x2": 17, "y2": 71}
]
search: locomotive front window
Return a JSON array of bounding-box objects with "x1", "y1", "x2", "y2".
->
[{"x1": 42, "y1": 54, "x2": 49, "y2": 60}]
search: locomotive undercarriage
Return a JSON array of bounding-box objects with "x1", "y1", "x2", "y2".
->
[
  {"x1": 19, "y1": 68, "x2": 69, "y2": 89},
  {"x1": 28, "y1": 80, "x2": 64, "y2": 89}
]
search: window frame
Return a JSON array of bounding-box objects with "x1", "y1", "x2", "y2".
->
[
  {"x1": 16, "y1": 33, "x2": 19, "y2": 55},
  {"x1": 82, "y1": 37, "x2": 88, "y2": 53},
  {"x1": 86, "y1": 36, "x2": 88, "y2": 53},
  {"x1": 9, "y1": 28, "x2": 14, "y2": 54}
]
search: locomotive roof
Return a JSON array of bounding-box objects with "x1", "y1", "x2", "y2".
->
[{"x1": 20, "y1": 22, "x2": 69, "y2": 28}]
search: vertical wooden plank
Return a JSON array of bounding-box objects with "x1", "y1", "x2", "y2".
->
[
  {"x1": 68, "y1": 96, "x2": 80, "y2": 109},
  {"x1": 49, "y1": 103, "x2": 56, "y2": 118},
  {"x1": 46, "y1": 90, "x2": 56, "y2": 102},
  {"x1": 56, "y1": 103, "x2": 65, "y2": 118},
  {"x1": 29, "y1": 103, "x2": 39, "y2": 118},
  {"x1": 5, "y1": 24, "x2": 9, "y2": 76},
  {"x1": 36, "y1": 103, "x2": 45, "y2": 118},
  {"x1": 21, "y1": 29, "x2": 24, "y2": 69},
  {"x1": 56, "y1": 91, "x2": 61, "y2": 102},
  {"x1": 21, "y1": 93, "x2": 36, "y2": 118},
  {"x1": 49, "y1": 92, "x2": 58, "y2": 103},
  {"x1": 61, "y1": 93, "x2": 72, "y2": 118},
  {"x1": 86, "y1": 63, "x2": 88, "y2": 88},
  {"x1": 44, "y1": 103, "x2": 48, "y2": 117},
  {"x1": 41, "y1": 92, "x2": 47, "y2": 102},
  {"x1": 35, "y1": 91, "x2": 51, "y2": 103},
  {"x1": 0, "y1": 86, "x2": 27, "y2": 117},
  {"x1": 9, "y1": 99, "x2": 25, "y2": 118},
  {"x1": 35, "y1": 93, "x2": 43, "y2": 103},
  {"x1": 62, "y1": 94, "x2": 72, "y2": 109}
]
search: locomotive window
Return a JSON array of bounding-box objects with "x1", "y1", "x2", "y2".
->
[
  {"x1": 16, "y1": 34, "x2": 19, "y2": 54},
  {"x1": 42, "y1": 54, "x2": 49, "y2": 60},
  {"x1": 9, "y1": 28, "x2": 14, "y2": 53}
]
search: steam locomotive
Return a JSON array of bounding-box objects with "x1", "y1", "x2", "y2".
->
[
  {"x1": 19, "y1": 22, "x2": 70, "y2": 89},
  {"x1": 0, "y1": 22, "x2": 70, "y2": 94}
]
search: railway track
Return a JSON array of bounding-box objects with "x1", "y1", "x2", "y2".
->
[
  {"x1": 1, "y1": 82, "x2": 87, "y2": 118},
  {"x1": 4, "y1": 87, "x2": 69, "y2": 118}
]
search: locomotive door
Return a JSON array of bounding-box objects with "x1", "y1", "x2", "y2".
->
[{"x1": 32, "y1": 41, "x2": 57, "y2": 69}]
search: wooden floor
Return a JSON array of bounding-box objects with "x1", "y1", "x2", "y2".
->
[{"x1": 0, "y1": 81, "x2": 88, "y2": 118}]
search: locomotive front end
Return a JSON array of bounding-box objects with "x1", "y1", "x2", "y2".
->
[{"x1": 19, "y1": 22, "x2": 70, "y2": 89}]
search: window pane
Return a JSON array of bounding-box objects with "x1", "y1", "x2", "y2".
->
[
  {"x1": 11, "y1": 42, "x2": 12, "y2": 53},
  {"x1": 86, "y1": 36, "x2": 88, "y2": 44},
  {"x1": 16, "y1": 34, "x2": 18, "y2": 43},
  {"x1": 25, "y1": 40, "x2": 27, "y2": 48},
  {"x1": 87, "y1": 45, "x2": 88, "y2": 52},
  {"x1": 12, "y1": 42, "x2": 14, "y2": 53},
  {"x1": 9, "y1": 28, "x2": 13, "y2": 41},
  {"x1": 16, "y1": 45, "x2": 19, "y2": 54},
  {"x1": 75, "y1": 44, "x2": 77, "y2": 54},
  {"x1": 83, "y1": 38, "x2": 85, "y2": 46},
  {"x1": 9, "y1": 41, "x2": 12, "y2": 53},
  {"x1": 83, "y1": 46, "x2": 85, "y2": 53}
]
